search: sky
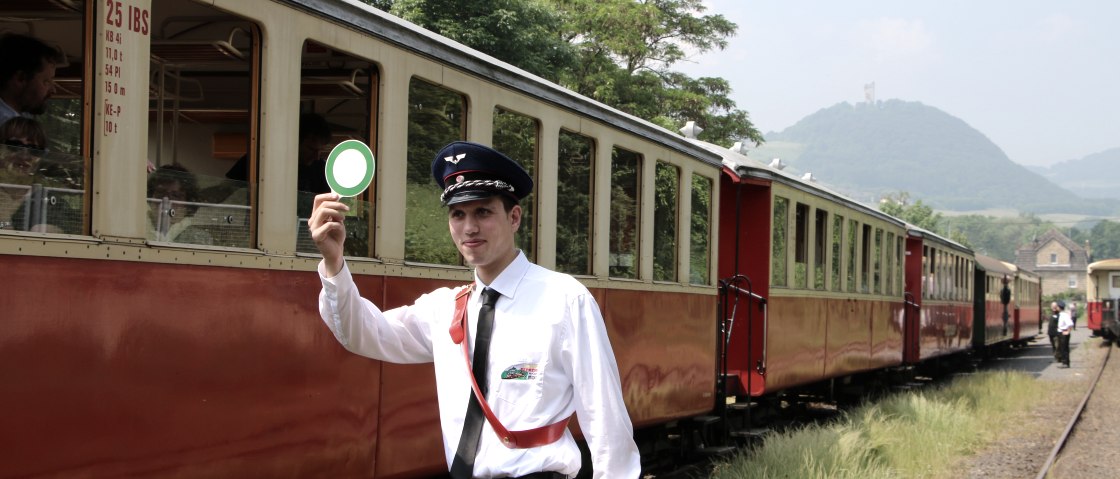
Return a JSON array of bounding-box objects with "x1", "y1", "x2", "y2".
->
[{"x1": 674, "y1": 1, "x2": 1120, "y2": 167}]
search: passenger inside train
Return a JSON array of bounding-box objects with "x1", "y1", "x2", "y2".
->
[{"x1": 147, "y1": 164, "x2": 214, "y2": 246}]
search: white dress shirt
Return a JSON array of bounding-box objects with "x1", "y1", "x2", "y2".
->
[
  {"x1": 318, "y1": 251, "x2": 641, "y2": 478},
  {"x1": 1058, "y1": 311, "x2": 1073, "y2": 333}
]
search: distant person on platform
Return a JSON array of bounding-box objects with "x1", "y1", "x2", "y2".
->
[
  {"x1": 1048, "y1": 302, "x2": 1060, "y2": 360},
  {"x1": 225, "y1": 112, "x2": 332, "y2": 217},
  {"x1": 0, "y1": 33, "x2": 65, "y2": 126},
  {"x1": 1069, "y1": 302, "x2": 1079, "y2": 330},
  {"x1": 1057, "y1": 302, "x2": 1073, "y2": 368}
]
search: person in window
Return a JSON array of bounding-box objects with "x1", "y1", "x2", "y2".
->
[
  {"x1": 0, "y1": 118, "x2": 75, "y2": 233},
  {"x1": 308, "y1": 142, "x2": 640, "y2": 478},
  {"x1": 0, "y1": 117, "x2": 47, "y2": 177},
  {"x1": 147, "y1": 164, "x2": 213, "y2": 245},
  {"x1": 0, "y1": 33, "x2": 65, "y2": 126},
  {"x1": 224, "y1": 112, "x2": 332, "y2": 217}
]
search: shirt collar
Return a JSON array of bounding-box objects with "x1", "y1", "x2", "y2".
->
[{"x1": 474, "y1": 250, "x2": 528, "y2": 303}]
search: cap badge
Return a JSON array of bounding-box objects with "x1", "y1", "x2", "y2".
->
[
  {"x1": 444, "y1": 153, "x2": 466, "y2": 164},
  {"x1": 456, "y1": 175, "x2": 465, "y2": 183}
]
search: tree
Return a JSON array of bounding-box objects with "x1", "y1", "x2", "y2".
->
[
  {"x1": 361, "y1": 0, "x2": 762, "y2": 147},
  {"x1": 552, "y1": 0, "x2": 761, "y2": 146},
  {"x1": 879, "y1": 192, "x2": 942, "y2": 233},
  {"x1": 388, "y1": 0, "x2": 577, "y2": 81},
  {"x1": 1087, "y1": 220, "x2": 1120, "y2": 260}
]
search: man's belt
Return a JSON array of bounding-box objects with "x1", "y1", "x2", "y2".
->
[{"x1": 449, "y1": 285, "x2": 571, "y2": 448}]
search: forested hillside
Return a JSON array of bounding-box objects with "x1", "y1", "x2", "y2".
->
[{"x1": 758, "y1": 100, "x2": 1120, "y2": 215}]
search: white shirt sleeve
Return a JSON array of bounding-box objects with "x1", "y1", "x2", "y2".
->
[{"x1": 317, "y1": 260, "x2": 437, "y2": 363}]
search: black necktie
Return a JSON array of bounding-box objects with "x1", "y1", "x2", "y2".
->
[{"x1": 450, "y1": 287, "x2": 500, "y2": 479}]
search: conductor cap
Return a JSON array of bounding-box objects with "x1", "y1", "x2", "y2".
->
[{"x1": 431, "y1": 141, "x2": 533, "y2": 206}]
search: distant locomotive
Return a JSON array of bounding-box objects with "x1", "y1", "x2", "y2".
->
[{"x1": 1087, "y1": 259, "x2": 1120, "y2": 339}]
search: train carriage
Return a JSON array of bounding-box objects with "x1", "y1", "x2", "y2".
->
[
  {"x1": 1011, "y1": 266, "x2": 1042, "y2": 342},
  {"x1": 972, "y1": 254, "x2": 1017, "y2": 349},
  {"x1": 903, "y1": 226, "x2": 974, "y2": 363},
  {"x1": 1087, "y1": 259, "x2": 1120, "y2": 340},
  {"x1": 696, "y1": 141, "x2": 908, "y2": 399},
  {"x1": 1, "y1": 0, "x2": 726, "y2": 477}
]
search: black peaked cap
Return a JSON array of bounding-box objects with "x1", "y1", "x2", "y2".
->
[{"x1": 431, "y1": 141, "x2": 533, "y2": 206}]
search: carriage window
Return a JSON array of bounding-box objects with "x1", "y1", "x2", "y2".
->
[
  {"x1": 831, "y1": 215, "x2": 843, "y2": 291},
  {"x1": 0, "y1": 3, "x2": 87, "y2": 235},
  {"x1": 405, "y1": 78, "x2": 465, "y2": 264},
  {"x1": 493, "y1": 108, "x2": 538, "y2": 262},
  {"x1": 923, "y1": 246, "x2": 931, "y2": 300},
  {"x1": 939, "y1": 251, "x2": 948, "y2": 300},
  {"x1": 885, "y1": 232, "x2": 895, "y2": 296},
  {"x1": 147, "y1": 2, "x2": 257, "y2": 247},
  {"x1": 653, "y1": 161, "x2": 679, "y2": 282},
  {"x1": 860, "y1": 224, "x2": 871, "y2": 293},
  {"x1": 609, "y1": 147, "x2": 641, "y2": 279},
  {"x1": 813, "y1": 209, "x2": 827, "y2": 290},
  {"x1": 957, "y1": 257, "x2": 964, "y2": 300},
  {"x1": 556, "y1": 130, "x2": 593, "y2": 275},
  {"x1": 901, "y1": 239, "x2": 907, "y2": 294},
  {"x1": 771, "y1": 196, "x2": 789, "y2": 287},
  {"x1": 793, "y1": 203, "x2": 809, "y2": 289},
  {"x1": 690, "y1": 173, "x2": 712, "y2": 285},
  {"x1": 296, "y1": 41, "x2": 377, "y2": 256},
  {"x1": 873, "y1": 228, "x2": 883, "y2": 294},
  {"x1": 847, "y1": 219, "x2": 858, "y2": 292}
]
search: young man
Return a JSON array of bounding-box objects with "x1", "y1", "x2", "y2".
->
[
  {"x1": 0, "y1": 33, "x2": 65, "y2": 126},
  {"x1": 1047, "y1": 301, "x2": 1060, "y2": 360},
  {"x1": 1057, "y1": 303, "x2": 1073, "y2": 368},
  {"x1": 308, "y1": 141, "x2": 640, "y2": 478}
]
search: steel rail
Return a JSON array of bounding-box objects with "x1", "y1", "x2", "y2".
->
[{"x1": 1034, "y1": 342, "x2": 1113, "y2": 479}]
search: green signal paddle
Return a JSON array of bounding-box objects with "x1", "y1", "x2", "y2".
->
[{"x1": 324, "y1": 140, "x2": 375, "y2": 197}]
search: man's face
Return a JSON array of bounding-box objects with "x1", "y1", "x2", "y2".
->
[
  {"x1": 448, "y1": 195, "x2": 520, "y2": 274},
  {"x1": 17, "y1": 61, "x2": 56, "y2": 115}
]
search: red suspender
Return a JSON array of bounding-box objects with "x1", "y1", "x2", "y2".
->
[{"x1": 449, "y1": 285, "x2": 571, "y2": 449}]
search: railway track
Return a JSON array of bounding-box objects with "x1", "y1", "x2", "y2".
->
[{"x1": 1036, "y1": 337, "x2": 1115, "y2": 479}]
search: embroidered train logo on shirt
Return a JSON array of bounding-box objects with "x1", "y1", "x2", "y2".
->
[{"x1": 501, "y1": 363, "x2": 540, "y2": 380}]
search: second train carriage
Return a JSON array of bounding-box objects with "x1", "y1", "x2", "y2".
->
[
  {"x1": 972, "y1": 255, "x2": 1041, "y2": 350},
  {"x1": 903, "y1": 225, "x2": 974, "y2": 364},
  {"x1": 1, "y1": 0, "x2": 726, "y2": 477},
  {"x1": 699, "y1": 140, "x2": 909, "y2": 400}
]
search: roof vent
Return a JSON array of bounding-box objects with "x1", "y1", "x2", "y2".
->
[
  {"x1": 730, "y1": 141, "x2": 749, "y2": 155},
  {"x1": 768, "y1": 158, "x2": 785, "y2": 170},
  {"x1": 801, "y1": 172, "x2": 815, "y2": 182},
  {"x1": 679, "y1": 121, "x2": 703, "y2": 139}
]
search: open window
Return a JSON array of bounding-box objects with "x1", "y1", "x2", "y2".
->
[
  {"x1": 146, "y1": 0, "x2": 258, "y2": 247},
  {"x1": 295, "y1": 41, "x2": 377, "y2": 256},
  {"x1": 0, "y1": 0, "x2": 89, "y2": 235}
]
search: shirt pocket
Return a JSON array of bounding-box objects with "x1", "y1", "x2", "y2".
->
[{"x1": 495, "y1": 357, "x2": 545, "y2": 405}]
